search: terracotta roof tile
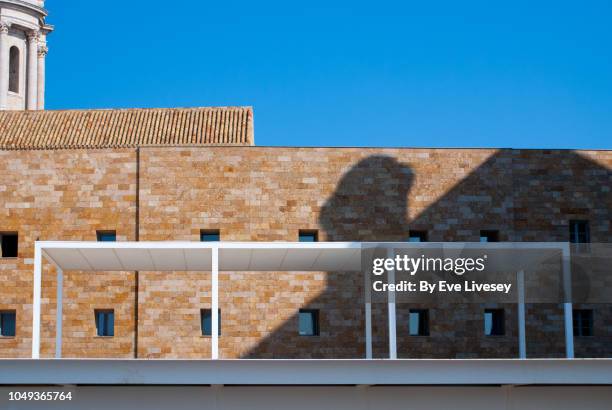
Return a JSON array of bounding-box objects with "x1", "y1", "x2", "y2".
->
[{"x1": 0, "y1": 106, "x2": 254, "y2": 149}]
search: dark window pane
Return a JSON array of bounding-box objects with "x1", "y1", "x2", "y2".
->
[
  {"x1": 1, "y1": 233, "x2": 18, "y2": 257},
  {"x1": 569, "y1": 220, "x2": 590, "y2": 243},
  {"x1": 107, "y1": 312, "x2": 114, "y2": 336},
  {"x1": 409, "y1": 309, "x2": 429, "y2": 336},
  {"x1": 201, "y1": 309, "x2": 221, "y2": 336},
  {"x1": 573, "y1": 309, "x2": 593, "y2": 337},
  {"x1": 0, "y1": 311, "x2": 16, "y2": 337},
  {"x1": 298, "y1": 309, "x2": 319, "y2": 336},
  {"x1": 408, "y1": 231, "x2": 427, "y2": 242},
  {"x1": 9, "y1": 46, "x2": 19, "y2": 93},
  {"x1": 95, "y1": 310, "x2": 114, "y2": 337},
  {"x1": 298, "y1": 230, "x2": 318, "y2": 242},
  {"x1": 96, "y1": 231, "x2": 116, "y2": 242},
  {"x1": 569, "y1": 221, "x2": 590, "y2": 252},
  {"x1": 200, "y1": 230, "x2": 220, "y2": 242},
  {"x1": 480, "y1": 230, "x2": 499, "y2": 242},
  {"x1": 484, "y1": 309, "x2": 504, "y2": 336}
]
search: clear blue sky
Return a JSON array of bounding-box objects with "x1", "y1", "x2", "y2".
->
[{"x1": 46, "y1": 1, "x2": 612, "y2": 149}]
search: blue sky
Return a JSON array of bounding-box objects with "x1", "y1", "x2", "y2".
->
[{"x1": 46, "y1": 1, "x2": 612, "y2": 149}]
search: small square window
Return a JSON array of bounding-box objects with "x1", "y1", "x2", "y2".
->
[
  {"x1": 408, "y1": 230, "x2": 427, "y2": 242},
  {"x1": 409, "y1": 309, "x2": 429, "y2": 336},
  {"x1": 95, "y1": 309, "x2": 114, "y2": 337},
  {"x1": 200, "y1": 230, "x2": 220, "y2": 242},
  {"x1": 0, "y1": 232, "x2": 18, "y2": 257},
  {"x1": 298, "y1": 230, "x2": 318, "y2": 242},
  {"x1": 573, "y1": 309, "x2": 593, "y2": 337},
  {"x1": 298, "y1": 309, "x2": 319, "y2": 336},
  {"x1": 569, "y1": 220, "x2": 590, "y2": 244},
  {"x1": 480, "y1": 230, "x2": 499, "y2": 242},
  {"x1": 201, "y1": 309, "x2": 221, "y2": 336},
  {"x1": 484, "y1": 309, "x2": 505, "y2": 336},
  {"x1": 0, "y1": 311, "x2": 16, "y2": 337},
  {"x1": 96, "y1": 231, "x2": 116, "y2": 242}
]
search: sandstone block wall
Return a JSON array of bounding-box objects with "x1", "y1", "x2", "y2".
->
[
  {"x1": 0, "y1": 150, "x2": 136, "y2": 358},
  {"x1": 0, "y1": 147, "x2": 610, "y2": 359}
]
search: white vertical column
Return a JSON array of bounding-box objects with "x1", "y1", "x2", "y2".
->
[
  {"x1": 26, "y1": 31, "x2": 38, "y2": 110},
  {"x1": 36, "y1": 45, "x2": 47, "y2": 110},
  {"x1": 517, "y1": 270, "x2": 526, "y2": 359},
  {"x1": 387, "y1": 247, "x2": 397, "y2": 359},
  {"x1": 55, "y1": 267, "x2": 63, "y2": 359},
  {"x1": 364, "y1": 255, "x2": 372, "y2": 359},
  {"x1": 562, "y1": 244, "x2": 574, "y2": 359},
  {"x1": 0, "y1": 21, "x2": 9, "y2": 110},
  {"x1": 32, "y1": 243, "x2": 42, "y2": 358},
  {"x1": 211, "y1": 246, "x2": 219, "y2": 360},
  {"x1": 365, "y1": 303, "x2": 372, "y2": 359}
]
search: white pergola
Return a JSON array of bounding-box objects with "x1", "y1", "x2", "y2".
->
[{"x1": 32, "y1": 241, "x2": 573, "y2": 360}]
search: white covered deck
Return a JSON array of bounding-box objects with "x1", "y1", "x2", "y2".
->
[{"x1": 32, "y1": 241, "x2": 573, "y2": 360}]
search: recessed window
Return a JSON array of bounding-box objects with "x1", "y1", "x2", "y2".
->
[
  {"x1": 480, "y1": 230, "x2": 499, "y2": 242},
  {"x1": 0, "y1": 232, "x2": 18, "y2": 257},
  {"x1": 569, "y1": 220, "x2": 590, "y2": 243},
  {"x1": 0, "y1": 311, "x2": 16, "y2": 337},
  {"x1": 573, "y1": 309, "x2": 593, "y2": 337},
  {"x1": 569, "y1": 220, "x2": 590, "y2": 253},
  {"x1": 9, "y1": 46, "x2": 19, "y2": 93},
  {"x1": 201, "y1": 309, "x2": 221, "y2": 336},
  {"x1": 408, "y1": 230, "x2": 428, "y2": 242},
  {"x1": 298, "y1": 230, "x2": 318, "y2": 242},
  {"x1": 484, "y1": 309, "x2": 504, "y2": 336},
  {"x1": 200, "y1": 230, "x2": 220, "y2": 242},
  {"x1": 409, "y1": 309, "x2": 429, "y2": 336},
  {"x1": 95, "y1": 309, "x2": 114, "y2": 337},
  {"x1": 96, "y1": 230, "x2": 116, "y2": 242},
  {"x1": 298, "y1": 309, "x2": 319, "y2": 336}
]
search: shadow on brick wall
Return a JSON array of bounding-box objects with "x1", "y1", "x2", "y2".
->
[
  {"x1": 242, "y1": 155, "x2": 413, "y2": 358},
  {"x1": 242, "y1": 150, "x2": 611, "y2": 359}
]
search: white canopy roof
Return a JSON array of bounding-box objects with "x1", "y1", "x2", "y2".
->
[
  {"x1": 38, "y1": 240, "x2": 568, "y2": 272},
  {"x1": 39, "y1": 241, "x2": 363, "y2": 272}
]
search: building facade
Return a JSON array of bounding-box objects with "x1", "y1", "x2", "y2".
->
[
  {"x1": 0, "y1": 1, "x2": 610, "y2": 362},
  {"x1": 0, "y1": 111, "x2": 609, "y2": 359}
]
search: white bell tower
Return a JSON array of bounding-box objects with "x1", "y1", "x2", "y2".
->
[{"x1": 0, "y1": 0, "x2": 52, "y2": 110}]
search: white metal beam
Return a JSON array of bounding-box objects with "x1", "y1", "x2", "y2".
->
[
  {"x1": 517, "y1": 270, "x2": 526, "y2": 359},
  {"x1": 562, "y1": 244, "x2": 574, "y2": 359},
  {"x1": 387, "y1": 248, "x2": 397, "y2": 359},
  {"x1": 32, "y1": 242, "x2": 42, "y2": 359},
  {"x1": 365, "y1": 303, "x2": 372, "y2": 359},
  {"x1": 211, "y1": 246, "x2": 219, "y2": 360},
  {"x1": 364, "y1": 265, "x2": 372, "y2": 359},
  {"x1": 55, "y1": 267, "x2": 63, "y2": 359}
]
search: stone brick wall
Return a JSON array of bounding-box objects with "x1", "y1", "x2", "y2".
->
[
  {"x1": 138, "y1": 147, "x2": 611, "y2": 359},
  {"x1": 0, "y1": 150, "x2": 136, "y2": 358},
  {"x1": 0, "y1": 147, "x2": 610, "y2": 359}
]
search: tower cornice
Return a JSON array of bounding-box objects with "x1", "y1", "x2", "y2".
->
[{"x1": 0, "y1": 0, "x2": 48, "y2": 17}]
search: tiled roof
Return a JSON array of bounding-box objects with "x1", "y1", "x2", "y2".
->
[{"x1": 0, "y1": 107, "x2": 254, "y2": 149}]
